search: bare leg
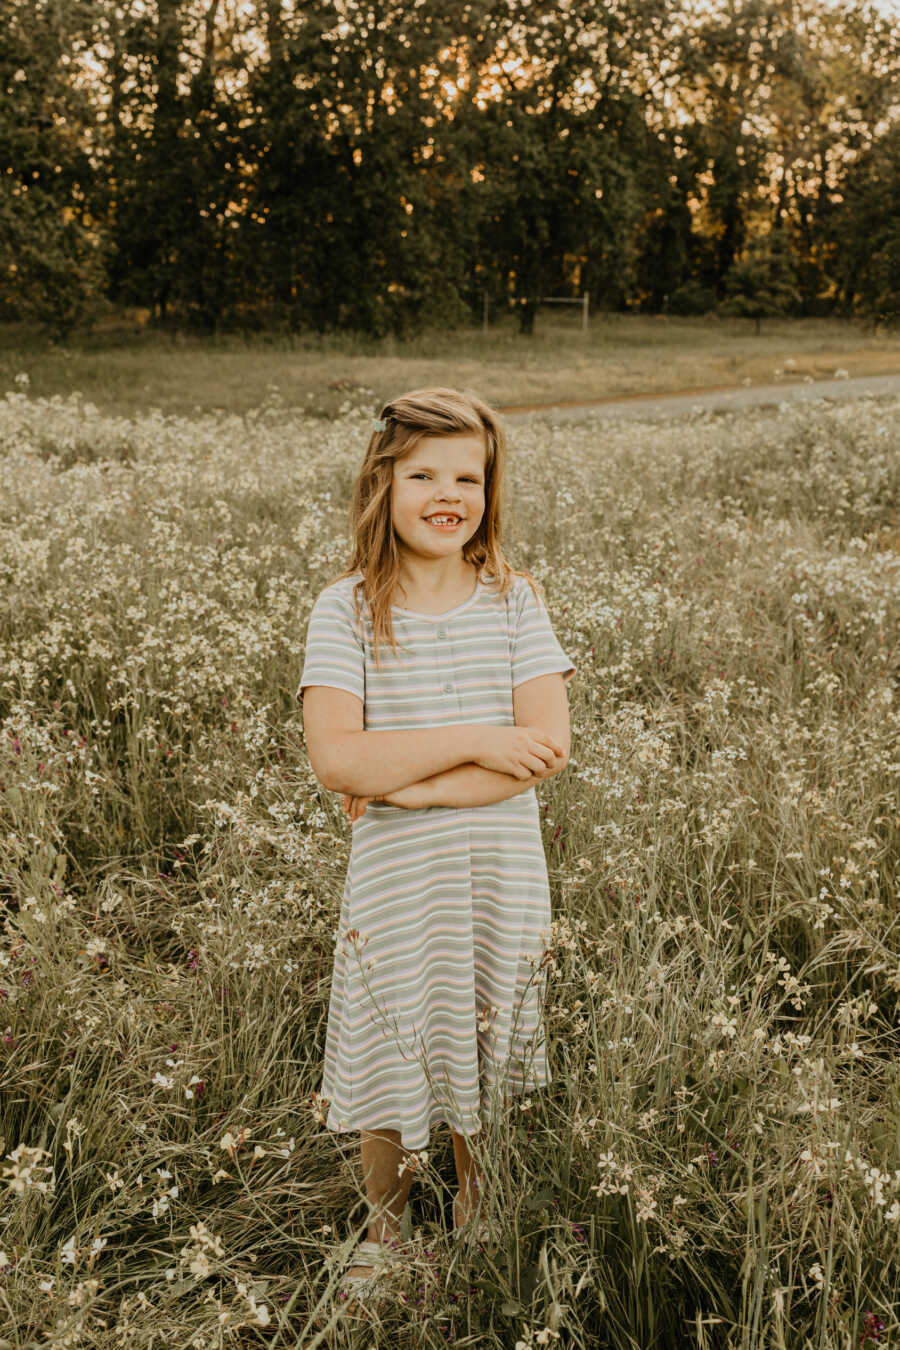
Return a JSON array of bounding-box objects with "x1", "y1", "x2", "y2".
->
[
  {"x1": 346, "y1": 1128, "x2": 415, "y2": 1279},
  {"x1": 451, "y1": 1128, "x2": 485, "y2": 1227}
]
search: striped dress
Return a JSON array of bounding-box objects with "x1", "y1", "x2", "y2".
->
[{"x1": 297, "y1": 568, "x2": 576, "y2": 1150}]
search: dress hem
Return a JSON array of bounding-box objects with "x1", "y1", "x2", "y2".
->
[{"x1": 321, "y1": 1073, "x2": 551, "y2": 1152}]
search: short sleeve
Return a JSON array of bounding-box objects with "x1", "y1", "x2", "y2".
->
[
  {"x1": 511, "y1": 576, "x2": 576, "y2": 690},
  {"x1": 296, "y1": 584, "x2": 365, "y2": 705}
]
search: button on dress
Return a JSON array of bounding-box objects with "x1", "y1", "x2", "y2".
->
[{"x1": 297, "y1": 569, "x2": 576, "y2": 1150}]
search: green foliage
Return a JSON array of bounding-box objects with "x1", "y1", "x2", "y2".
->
[
  {"x1": 666, "y1": 279, "x2": 717, "y2": 316},
  {"x1": 719, "y1": 231, "x2": 804, "y2": 333},
  {"x1": 865, "y1": 230, "x2": 900, "y2": 329},
  {"x1": 3, "y1": 191, "x2": 111, "y2": 339},
  {"x1": 0, "y1": 0, "x2": 898, "y2": 335},
  {"x1": 0, "y1": 0, "x2": 111, "y2": 337},
  {"x1": 830, "y1": 126, "x2": 900, "y2": 329}
]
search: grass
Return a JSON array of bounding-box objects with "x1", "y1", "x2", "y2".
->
[
  {"x1": 0, "y1": 375, "x2": 898, "y2": 1346},
  {"x1": 1, "y1": 312, "x2": 898, "y2": 422}
]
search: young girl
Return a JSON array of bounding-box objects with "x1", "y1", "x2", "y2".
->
[{"x1": 297, "y1": 386, "x2": 576, "y2": 1299}]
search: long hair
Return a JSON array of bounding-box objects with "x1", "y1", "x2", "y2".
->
[{"x1": 329, "y1": 386, "x2": 544, "y2": 668}]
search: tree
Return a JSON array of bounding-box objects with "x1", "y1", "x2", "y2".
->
[
  {"x1": 719, "y1": 229, "x2": 802, "y2": 332},
  {"x1": 456, "y1": 0, "x2": 681, "y2": 331},
  {"x1": 0, "y1": 0, "x2": 110, "y2": 337},
  {"x1": 828, "y1": 125, "x2": 900, "y2": 327},
  {"x1": 1, "y1": 0, "x2": 897, "y2": 338},
  {"x1": 759, "y1": 0, "x2": 900, "y2": 313}
]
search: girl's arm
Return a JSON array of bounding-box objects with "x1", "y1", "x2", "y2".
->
[
  {"x1": 378, "y1": 673, "x2": 572, "y2": 809},
  {"x1": 304, "y1": 687, "x2": 562, "y2": 798},
  {"x1": 416, "y1": 760, "x2": 559, "y2": 808},
  {"x1": 426, "y1": 672, "x2": 571, "y2": 807},
  {"x1": 303, "y1": 686, "x2": 495, "y2": 796},
  {"x1": 345, "y1": 759, "x2": 562, "y2": 817}
]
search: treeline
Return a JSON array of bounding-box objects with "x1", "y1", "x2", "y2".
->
[{"x1": 2, "y1": 0, "x2": 899, "y2": 339}]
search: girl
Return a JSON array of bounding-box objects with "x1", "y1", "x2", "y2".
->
[{"x1": 297, "y1": 386, "x2": 576, "y2": 1302}]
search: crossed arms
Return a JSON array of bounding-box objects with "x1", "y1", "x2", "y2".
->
[{"x1": 300, "y1": 672, "x2": 572, "y2": 810}]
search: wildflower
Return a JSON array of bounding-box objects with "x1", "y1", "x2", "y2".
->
[
  {"x1": 635, "y1": 1188, "x2": 658, "y2": 1222},
  {"x1": 67, "y1": 1277, "x2": 100, "y2": 1307},
  {"x1": 234, "y1": 1276, "x2": 270, "y2": 1325},
  {"x1": 190, "y1": 1249, "x2": 212, "y2": 1279},
  {"x1": 2, "y1": 1144, "x2": 55, "y2": 1195},
  {"x1": 343, "y1": 927, "x2": 369, "y2": 954},
  {"x1": 219, "y1": 1127, "x2": 249, "y2": 1157},
  {"x1": 399, "y1": 1149, "x2": 429, "y2": 1176},
  {"x1": 710, "y1": 1011, "x2": 738, "y2": 1039},
  {"x1": 309, "y1": 1091, "x2": 330, "y2": 1125},
  {"x1": 861, "y1": 1310, "x2": 885, "y2": 1343},
  {"x1": 62, "y1": 1117, "x2": 84, "y2": 1157}
]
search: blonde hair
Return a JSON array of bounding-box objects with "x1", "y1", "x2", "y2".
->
[{"x1": 329, "y1": 386, "x2": 544, "y2": 668}]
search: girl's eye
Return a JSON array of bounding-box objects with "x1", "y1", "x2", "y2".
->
[{"x1": 412, "y1": 474, "x2": 477, "y2": 482}]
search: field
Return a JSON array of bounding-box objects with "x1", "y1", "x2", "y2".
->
[
  {"x1": 1, "y1": 365, "x2": 899, "y2": 1347},
  {"x1": 3, "y1": 313, "x2": 900, "y2": 421}
]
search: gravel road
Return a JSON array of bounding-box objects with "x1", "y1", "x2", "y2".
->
[{"x1": 498, "y1": 372, "x2": 900, "y2": 424}]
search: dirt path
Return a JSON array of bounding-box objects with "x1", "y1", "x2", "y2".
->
[{"x1": 497, "y1": 372, "x2": 900, "y2": 423}]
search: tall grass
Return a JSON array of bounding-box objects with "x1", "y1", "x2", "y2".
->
[
  {"x1": 2, "y1": 314, "x2": 898, "y2": 421},
  {"x1": 1, "y1": 374, "x2": 898, "y2": 1347}
]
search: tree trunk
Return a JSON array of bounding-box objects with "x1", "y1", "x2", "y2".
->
[
  {"x1": 151, "y1": 0, "x2": 183, "y2": 322},
  {"x1": 518, "y1": 298, "x2": 538, "y2": 334}
]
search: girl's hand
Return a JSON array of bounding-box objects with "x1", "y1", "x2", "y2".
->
[
  {"x1": 471, "y1": 726, "x2": 565, "y2": 780},
  {"x1": 342, "y1": 793, "x2": 379, "y2": 822},
  {"x1": 341, "y1": 782, "x2": 433, "y2": 819}
]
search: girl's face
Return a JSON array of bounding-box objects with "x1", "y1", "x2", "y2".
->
[{"x1": 390, "y1": 432, "x2": 487, "y2": 563}]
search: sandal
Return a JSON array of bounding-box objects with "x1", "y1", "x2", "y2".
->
[{"x1": 335, "y1": 1235, "x2": 407, "y2": 1310}]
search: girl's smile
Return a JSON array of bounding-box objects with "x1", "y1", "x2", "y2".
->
[
  {"x1": 391, "y1": 432, "x2": 486, "y2": 568},
  {"x1": 423, "y1": 515, "x2": 464, "y2": 531}
]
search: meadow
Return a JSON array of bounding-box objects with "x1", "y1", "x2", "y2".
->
[
  {"x1": 2, "y1": 313, "x2": 900, "y2": 422},
  {"x1": 0, "y1": 369, "x2": 898, "y2": 1348}
]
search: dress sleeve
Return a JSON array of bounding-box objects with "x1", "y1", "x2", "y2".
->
[
  {"x1": 296, "y1": 584, "x2": 366, "y2": 705},
  {"x1": 511, "y1": 576, "x2": 576, "y2": 690}
]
